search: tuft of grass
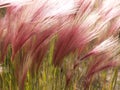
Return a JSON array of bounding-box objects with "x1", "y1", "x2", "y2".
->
[{"x1": 0, "y1": 0, "x2": 120, "y2": 90}]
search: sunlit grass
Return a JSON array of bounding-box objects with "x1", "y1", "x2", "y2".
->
[{"x1": 0, "y1": 0, "x2": 120, "y2": 90}]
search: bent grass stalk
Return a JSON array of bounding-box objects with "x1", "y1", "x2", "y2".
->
[
  {"x1": 110, "y1": 67, "x2": 118, "y2": 90},
  {"x1": 0, "y1": 0, "x2": 120, "y2": 90}
]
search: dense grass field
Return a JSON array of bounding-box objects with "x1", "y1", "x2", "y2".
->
[{"x1": 0, "y1": 0, "x2": 120, "y2": 90}]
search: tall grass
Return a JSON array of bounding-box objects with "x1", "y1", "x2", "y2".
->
[{"x1": 0, "y1": 0, "x2": 120, "y2": 90}]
